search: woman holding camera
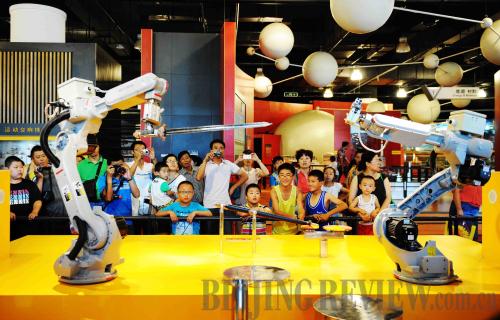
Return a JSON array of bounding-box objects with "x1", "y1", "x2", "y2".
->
[{"x1": 234, "y1": 149, "x2": 269, "y2": 206}]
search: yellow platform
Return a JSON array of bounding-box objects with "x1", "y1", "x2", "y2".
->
[{"x1": 1, "y1": 235, "x2": 499, "y2": 319}]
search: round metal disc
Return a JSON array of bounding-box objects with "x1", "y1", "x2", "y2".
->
[
  {"x1": 303, "y1": 231, "x2": 344, "y2": 239},
  {"x1": 313, "y1": 295, "x2": 403, "y2": 320},
  {"x1": 223, "y1": 265, "x2": 290, "y2": 282}
]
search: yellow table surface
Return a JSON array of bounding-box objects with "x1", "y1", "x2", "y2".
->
[{"x1": 1, "y1": 235, "x2": 499, "y2": 319}]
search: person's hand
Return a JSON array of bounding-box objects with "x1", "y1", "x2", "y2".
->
[
  {"x1": 229, "y1": 186, "x2": 236, "y2": 196},
  {"x1": 106, "y1": 165, "x2": 115, "y2": 178},
  {"x1": 123, "y1": 165, "x2": 132, "y2": 180},
  {"x1": 28, "y1": 212, "x2": 38, "y2": 220},
  {"x1": 251, "y1": 153, "x2": 260, "y2": 161},
  {"x1": 457, "y1": 207, "x2": 464, "y2": 216},
  {"x1": 204, "y1": 151, "x2": 214, "y2": 163},
  {"x1": 235, "y1": 155, "x2": 243, "y2": 163},
  {"x1": 317, "y1": 214, "x2": 330, "y2": 222},
  {"x1": 187, "y1": 212, "x2": 196, "y2": 223},
  {"x1": 167, "y1": 190, "x2": 175, "y2": 196},
  {"x1": 358, "y1": 209, "x2": 368, "y2": 216},
  {"x1": 370, "y1": 211, "x2": 379, "y2": 220},
  {"x1": 149, "y1": 147, "x2": 155, "y2": 160},
  {"x1": 169, "y1": 212, "x2": 179, "y2": 223},
  {"x1": 10, "y1": 212, "x2": 16, "y2": 221},
  {"x1": 360, "y1": 213, "x2": 371, "y2": 222},
  {"x1": 34, "y1": 169, "x2": 43, "y2": 180}
]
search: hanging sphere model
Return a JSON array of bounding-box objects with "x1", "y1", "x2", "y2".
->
[
  {"x1": 302, "y1": 51, "x2": 338, "y2": 88},
  {"x1": 423, "y1": 54, "x2": 440, "y2": 69},
  {"x1": 366, "y1": 101, "x2": 386, "y2": 113},
  {"x1": 254, "y1": 75, "x2": 273, "y2": 98},
  {"x1": 480, "y1": 20, "x2": 500, "y2": 65},
  {"x1": 435, "y1": 62, "x2": 463, "y2": 87},
  {"x1": 451, "y1": 99, "x2": 471, "y2": 108},
  {"x1": 258, "y1": 23, "x2": 295, "y2": 59},
  {"x1": 407, "y1": 94, "x2": 441, "y2": 124},
  {"x1": 275, "y1": 110, "x2": 335, "y2": 161},
  {"x1": 275, "y1": 57, "x2": 290, "y2": 71},
  {"x1": 330, "y1": 0, "x2": 394, "y2": 34}
]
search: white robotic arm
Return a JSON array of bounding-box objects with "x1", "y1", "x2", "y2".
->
[
  {"x1": 42, "y1": 73, "x2": 167, "y2": 284},
  {"x1": 346, "y1": 98, "x2": 492, "y2": 285}
]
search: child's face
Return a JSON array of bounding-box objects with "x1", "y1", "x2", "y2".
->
[
  {"x1": 246, "y1": 187, "x2": 261, "y2": 205},
  {"x1": 298, "y1": 155, "x2": 311, "y2": 169},
  {"x1": 278, "y1": 169, "x2": 293, "y2": 186},
  {"x1": 273, "y1": 160, "x2": 283, "y2": 171},
  {"x1": 359, "y1": 178, "x2": 375, "y2": 195},
  {"x1": 324, "y1": 168, "x2": 335, "y2": 182},
  {"x1": 307, "y1": 176, "x2": 322, "y2": 192},
  {"x1": 8, "y1": 161, "x2": 24, "y2": 180},
  {"x1": 157, "y1": 167, "x2": 169, "y2": 179},
  {"x1": 178, "y1": 184, "x2": 194, "y2": 203}
]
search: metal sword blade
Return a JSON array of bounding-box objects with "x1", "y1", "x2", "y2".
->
[{"x1": 162, "y1": 122, "x2": 271, "y2": 135}]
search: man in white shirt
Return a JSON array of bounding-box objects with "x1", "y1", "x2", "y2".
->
[
  {"x1": 127, "y1": 141, "x2": 156, "y2": 234},
  {"x1": 197, "y1": 139, "x2": 248, "y2": 234}
]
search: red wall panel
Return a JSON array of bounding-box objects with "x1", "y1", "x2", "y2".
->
[{"x1": 253, "y1": 100, "x2": 312, "y2": 134}]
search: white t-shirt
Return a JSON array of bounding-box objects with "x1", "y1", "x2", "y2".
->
[
  {"x1": 127, "y1": 161, "x2": 153, "y2": 216},
  {"x1": 356, "y1": 194, "x2": 377, "y2": 215},
  {"x1": 168, "y1": 174, "x2": 187, "y2": 197},
  {"x1": 150, "y1": 177, "x2": 173, "y2": 207},
  {"x1": 321, "y1": 183, "x2": 343, "y2": 198},
  {"x1": 203, "y1": 160, "x2": 241, "y2": 208}
]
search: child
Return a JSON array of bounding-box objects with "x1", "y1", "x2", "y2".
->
[
  {"x1": 149, "y1": 162, "x2": 174, "y2": 212},
  {"x1": 349, "y1": 175, "x2": 380, "y2": 235},
  {"x1": 269, "y1": 156, "x2": 284, "y2": 187},
  {"x1": 328, "y1": 155, "x2": 339, "y2": 178},
  {"x1": 7, "y1": 156, "x2": 42, "y2": 240},
  {"x1": 155, "y1": 181, "x2": 212, "y2": 235},
  {"x1": 234, "y1": 150, "x2": 269, "y2": 206},
  {"x1": 237, "y1": 183, "x2": 272, "y2": 235},
  {"x1": 304, "y1": 170, "x2": 347, "y2": 230},
  {"x1": 270, "y1": 163, "x2": 305, "y2": 235},
  {"x1": 322, "y1": 167, "x2": 348, "y2": 199}
]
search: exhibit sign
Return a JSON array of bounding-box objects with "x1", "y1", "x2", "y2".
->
[{"x1": 422, "y1": 86, "x2": 482, "y2": 100}]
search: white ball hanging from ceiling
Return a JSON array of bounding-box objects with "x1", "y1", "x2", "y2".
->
[
  {"x1": 423, "y1": 54, "x2": 440, "y2": 69},
  {"x1": 480, "y1": 19, "x2": 500, "y2": 65},
  {"x1": 258, "y1": 22, "x2": 295, "y2": 59},
  {"x1": 302, "y1": 51, "x2": 338, "y2": 88},
  {"x1": 254, "y1": 71, "x2": 273, "y2": 99},
  {"x1": 407, "y1": 94, "x2": 441, "y2": 124},
  {"x1": 275, "y1": 57, "x2": 290, "y2": 71},
  {"x1": 330, "y1": 0, "x2": 395, "y2": 34},
  {"x1": 451, "y1": 99, "x2": 471, "y2": 109},
  {"x1": 366, "y1": 101, "x2": 386, "y2": 113},
  {"x1": 435, "y1": 62, "x2": 463, "y2": 87}
]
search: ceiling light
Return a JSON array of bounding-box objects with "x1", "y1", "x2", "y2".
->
[
  {"x1": 478, "y1": 88, "x2": 487, "y2": 98},
  {"x1": 350, "y1": 69, "x2": 363, "y2": 81},
  {"x1": 323, "y1": 88, "x2": 333, "y2": 98},
  {"x1": 396, "y1": 87, "x2": 407, "y2": 98},
  {"x1": 396, "y1": 36, "x2": 411, "y2": 53},
  {"x1": 134, "y1": 34, "x2": 141, "y2": 51}
]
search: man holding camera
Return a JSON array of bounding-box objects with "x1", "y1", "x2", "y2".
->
[
  {"x1": 26, "y1": 146, "x2": 68, "y2": 234},
  {"x1": 97, "y1": 155, "x2": 140, "y2": 231},
  {"x1": 77, "y1": 135, "x2": 108, "y2": 208}
]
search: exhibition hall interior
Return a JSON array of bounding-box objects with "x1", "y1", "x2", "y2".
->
[{"x1": 1, "y1": 0, "x2": 500, "y2": 319}]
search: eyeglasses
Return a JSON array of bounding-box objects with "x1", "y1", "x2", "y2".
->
[{"x1": 178, "y1": 191, "x2": 194, "y2": 195}]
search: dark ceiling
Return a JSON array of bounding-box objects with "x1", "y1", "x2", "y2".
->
[{"x1": 1, "y1": 0, "x2": 499, "y2": 120}]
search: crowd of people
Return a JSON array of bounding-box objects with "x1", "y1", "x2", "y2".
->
[{"x1": 7, "y1": 138, "x2": 481, "y2": 240}]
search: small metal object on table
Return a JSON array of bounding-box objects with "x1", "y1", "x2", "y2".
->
[
  {"x1": 313, "y1": 295, "x2": 403, "y2": 319},
  {"x1": 303, "y1": 230, "x2": 347, "y2": 258},
  {"x1": 223, "y1": 265, "x2": 290, "y2": 320}
]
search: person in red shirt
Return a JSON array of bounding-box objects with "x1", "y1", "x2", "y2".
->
[
  {"x1": 450, "y1": 185, "x2": 482, "y2": 241},
  {"x1": 294, "y1": 149, "x2": 313, "y2": 194}
]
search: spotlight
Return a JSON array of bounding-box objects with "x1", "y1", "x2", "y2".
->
[
  {"x1": 396, "y1": 88, "x2": 408, "y2": 98},
  {"x1": 350, "y1": 69, "x2": 363, "y2": 81},
  {"x1": 396, "y1": 36, "x2": 411, "y2": 53},
  {"x1": 323, "y1": 87, "x2": 333, "y2": 98}
]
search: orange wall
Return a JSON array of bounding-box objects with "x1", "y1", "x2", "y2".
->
[
  {"x1": 235, "y1": 66, "x2": 255, "y2": 150},
  {"x1": 253, "y1": 100, "x2": 313, "y2": 134}
]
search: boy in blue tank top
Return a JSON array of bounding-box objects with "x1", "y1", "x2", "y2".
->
[{"x1": 304, "y1": 170, "x2": 347, "y2": 230}]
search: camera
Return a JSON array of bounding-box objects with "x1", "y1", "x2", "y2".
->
[
  {"x1": 36, "y1": 166, "x2": 51, "y2": 173},
  {"x1": 113, "y1": 165, "x2": 127, "y2": 175},
  {"x1": 243, "y1": 154, "x2": 252, "y2": 160},
  {"x1": 141, "y1": 149, "x2": 150, "y2": 156},
  {"x1": 214, "y1": 151, "x2": 222, "y2": 158}
]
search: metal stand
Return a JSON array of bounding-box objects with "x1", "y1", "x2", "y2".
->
[
  {"x1": 303, "y1": 231, "x2": 345, "y2": 258},
  {"x1": 224, "y1": 265, "x2": 290, "y2": 320},
  {"x1": 313, "y1": 295, "x2": 403, "y2": 319}
]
